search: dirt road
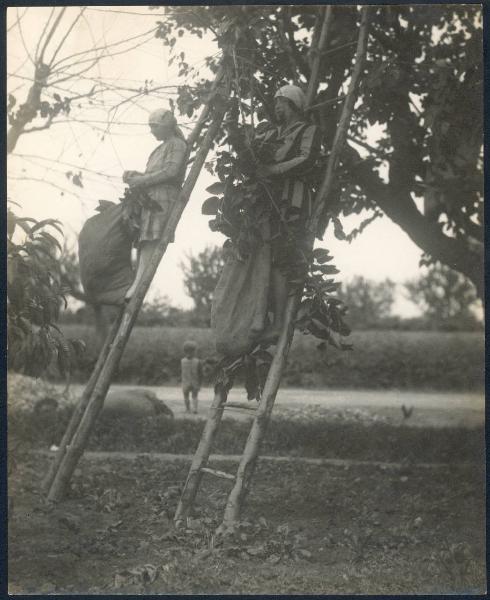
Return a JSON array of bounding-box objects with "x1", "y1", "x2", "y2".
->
[{"x1": 64, "y1": 384, "x2": 484, "y2": 429}]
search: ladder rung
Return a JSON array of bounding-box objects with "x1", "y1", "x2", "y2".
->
[
  {"x1": 200, "y1": 467, "x2": 235, "y2": 481},
  {"x1": 224, "y1": 402, "x2": 257, "y2": 411}
]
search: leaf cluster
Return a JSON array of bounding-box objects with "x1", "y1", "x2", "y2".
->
[
  {"x1": 7, "y1": 206, "x2": 85, "y2": 377},
  {"x1": 297, "y1": 248, "x2": 351, "y2": 351},
  {"x1": 8, "y1": 92, "x2": 72, "y2": 128}
]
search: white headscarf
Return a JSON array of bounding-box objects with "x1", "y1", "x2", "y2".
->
[
  {"x1": 148, "y1": 108, "x2": 186, "y2": 141},
  {"x1": 274, "y1": 85, "x2": 306, "y2": 112}
]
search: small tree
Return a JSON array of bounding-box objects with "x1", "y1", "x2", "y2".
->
[
  {"x1": 136, "y1": 295, "x2": 191, "y2": 327},
  {"x1": 405, "y1": 263, "x2": 482, "y2": 331},
  {"x1": 337, "y1": 276, "x2": 395, "y2": 330},
  {"x1": 7, "y1": 205, "x2": 84, "y2": 377},
  {"x1": 180, "y1": 246, "x2": 225, "y2": 325}
]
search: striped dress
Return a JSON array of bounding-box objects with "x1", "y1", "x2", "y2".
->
[{"x1": 259, "y1": 120, "x2": 322, "y2": 265}]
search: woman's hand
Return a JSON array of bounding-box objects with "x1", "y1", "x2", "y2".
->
[
  {"x1": 126, "y1": 174, "x2": 146, "y2": 188},
  {"x1": 122, "y1": 170, "x2": 142, "y2": 183}
]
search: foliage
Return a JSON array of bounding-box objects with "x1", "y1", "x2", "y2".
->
[
  {"x1": 58, "y1": 243, "x2": 87, "y2": 303},
  {"x1": 404, "y1": 263, "x2": 482, "y2": 331},
  {"x1": 180, "y1": 246, "x2": 225, "y2": 325},
  {"x1": 337, "y1": 276, "x2": 396, "y2": 330},
  {"x1": 154, "y1": 5, "x2": 483, "y2": 296},
  {"x1": 54, "y1": 325, "x2": 484, "y2": 391},
  {"x1": 7, "y1": 206, "x2": 85, "y2": 377}
]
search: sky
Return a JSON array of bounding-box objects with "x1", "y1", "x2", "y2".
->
[{"x1": 7, "y1": 6, "x2": 425, "y2": 316}]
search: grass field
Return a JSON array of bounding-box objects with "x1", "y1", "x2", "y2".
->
[{"x1": 59, "y1": 325, "x2": 484, "y2": 391}]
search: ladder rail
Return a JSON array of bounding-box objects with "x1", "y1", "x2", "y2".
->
[
  {"x1": 222, "y1": 294, "x2": 300, "y2": 525},
  {"x1": 221, "y1": 6, "x2": 371, "y2": 525},
  {"x1": 46, "y1": 66, "x2": 231, "y2": 502},
  {"x1": 174, "y1": 385, "x2": 229, "y2": 522},
  {"x1": 42, "y1": 309, "x2": 123, "y2": 492}
]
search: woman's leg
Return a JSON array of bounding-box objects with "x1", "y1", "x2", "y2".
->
[{"x1": 124, "y1": 240, "x2": 158, "y2": 301}]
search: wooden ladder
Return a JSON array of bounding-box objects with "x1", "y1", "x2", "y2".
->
[
  {"x1": 43, "y1": 63, "x2": 232, "y2": 502},
  {"x1": 174, "y1": 7, "x2": 370, "y2": 528}
]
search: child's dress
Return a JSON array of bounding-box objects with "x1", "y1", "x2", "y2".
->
[{"x1": 181, "y1": 357, "x2": 201, "y2": 393}]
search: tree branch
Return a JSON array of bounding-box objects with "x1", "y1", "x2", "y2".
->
[
  {"x1": 37, "y1": 7, "x2": 67, "y2": 64},
  {"x1": 346, "y1": 145, "x2": 484, "y2": 298},
  {"x1": 305, "y1": 5, "x2": 333, "y2": 108}
]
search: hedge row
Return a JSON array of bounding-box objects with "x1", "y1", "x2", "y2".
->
[{"x1": 59, "y1": 325, "x2": 484, "y2": 391}]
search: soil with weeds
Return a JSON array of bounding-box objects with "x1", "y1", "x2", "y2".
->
[{"x1": 8, "y1": 451, "x2": 485, "y2": 595}]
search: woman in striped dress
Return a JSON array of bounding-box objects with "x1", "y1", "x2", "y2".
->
[{"x1": 256, "y1": 85, "x2": 322, "y2": 343}]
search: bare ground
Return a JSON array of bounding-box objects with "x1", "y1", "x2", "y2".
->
[{"x1": 8, "y1": 450, "x2": 486, "y2": 595}]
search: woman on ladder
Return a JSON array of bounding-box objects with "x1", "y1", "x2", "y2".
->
[
  {"x1": 123, "y1": 109, "x2": 187, "y2": 301},
  {"x1": 256, "y1": 84, "x2": 322, "y2": 343}
]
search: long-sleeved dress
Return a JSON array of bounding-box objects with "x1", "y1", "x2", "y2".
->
[
  {"x1": 259, "y1": 119, "x2": 322, "y2": 268},
  {"x1": 135, "y1": 134, "x2": 187, "y2": 243}
]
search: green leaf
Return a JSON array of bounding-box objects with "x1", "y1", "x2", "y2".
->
[
  {"x1": 201, "y1": 196, "x2": 221, "y2": 215},
  {"x1": 312, "y1": 248, "x2": 332, "y2": 264},
  {"x1": 30, "y1": 218, "x2": 64, "y2": 236},
  {"x1": 14, "y1": 218, "x2": 36, "y2": 234},
  {"x1": 37, "y1": 231, "x2": 62, "y2": 252},
  {"x1": 205, "y1": 181, "x2": 226, "y2": 195},
  {"x1": 315, "y1": 264, "x2": 340, "y2": 275}
]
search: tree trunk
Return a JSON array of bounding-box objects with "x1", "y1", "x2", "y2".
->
[{"x1": 7, "y1": 63, "x2": 50, "y2": 154}]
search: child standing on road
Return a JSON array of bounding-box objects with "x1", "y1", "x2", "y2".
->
[{"x1": 180, "y1": 340, "x2": 203, "y2": 414}]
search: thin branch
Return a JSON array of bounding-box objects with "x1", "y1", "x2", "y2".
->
[
  {"x1": 34, "y1": 7, "x2": 56, "y2": 60},
  {"x1": 305, "y1": 6, "x2": 333, "y2": 108},
  {"x1": 16, "y1": 8, "x2": 36, "y2": 66},
  {"x1": 49, "y1": 29, "x2": 157, "y2": 84},
  {"x1": 37, "y1": 7, "x2": 67, "y2": 64},
  {"x1": 12, "y1": 153, "x2": 121, "y2": 180},
  {"x1": 7, "y1": 7, "x2": 28, "y2": 34},
  {"x1": 49, "y1": 7, "x2": 87, "y2": 67},
  {"x1": 347, "y1": 135, "x2": 391, "y2": 159},
  {"x1": 23, "y1": 115, "x2": 54, "y2": 134},
  {"x1": 49, "y1": 57, "x2": 105, "y2": 87},
  {"x1": 322, "y1": 40, "x2": 358, "y2": 58},
  {"x1": 306, "y1": 94, "x2": 346, "y2": 112},
  {"x1": 50, "y1": 26, "x2": 158, "y2": 70},
  {"x1": 86, "y1": 7, "x2": 166, "y2": 17},
  {"x1": 8, "y1": 175, "x2": 81, "y2": 197}
]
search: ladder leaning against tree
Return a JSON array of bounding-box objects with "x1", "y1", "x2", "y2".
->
[
  {"x1": 43, "y1": 57, "x2": 234, "y2": 503},
  {"x1": 174, "y1": 6, "x2": 370, "y2": 529}
]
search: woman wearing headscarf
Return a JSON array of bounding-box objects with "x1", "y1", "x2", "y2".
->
[
  {"x1": 255, "y1": 84, "x2": 322, "y2": 343},
  {"x1": 122, "y1": 109, "x2": 187, "y2": 300}
]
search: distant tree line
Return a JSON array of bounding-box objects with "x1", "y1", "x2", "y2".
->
[{"x1": 59, "y1": 245, "x2": 482, "y2": 332}]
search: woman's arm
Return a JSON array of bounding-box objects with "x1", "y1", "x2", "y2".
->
[
  {"x1": 128, "y1": 139, "x2": 187, "y2": 188},
  {"x1": 259, "y1": 125, "x2": 321, "y2": 178}
]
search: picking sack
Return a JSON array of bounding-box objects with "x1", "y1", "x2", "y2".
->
[
  {"x1": 211, "y1": 240, "x2": 271, "y2": 358},
  {"x1": 78, "y1": 201, "x2": 134, "y2": 305}
]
